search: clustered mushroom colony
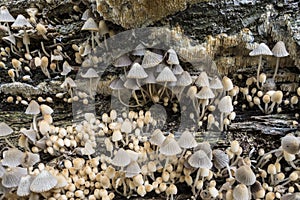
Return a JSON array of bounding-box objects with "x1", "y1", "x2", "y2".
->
[{"x1": 0, "y1": 2, "x2": 299, "y2": 200}]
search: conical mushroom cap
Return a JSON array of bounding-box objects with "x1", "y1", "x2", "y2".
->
[
  {"x1": 150, "y1": 129, "x2": 166, "y2": 146},
  {"x1": 30, "y1": 170, "x2": 57, "y2": 193},
  {"x1": 272, "y1": 41, "x2": 289, "y2": 57},
  {"x1": 2, "y1": 34, "x2": 16, "y2": 45},
  {"x1": 195, "y1": 72, "x2": 210, "y2": 87},
  {"x1": 113, "y1": 55, "x2": 132, "y2": 67},
  {"x1": 156, "y1": 67, "x2": 177, "y2": 82},
  {"x1": 81, "y1": 68, "x2": 99, "y2": 78},
  {"x1": 177, "y1": 131, "x2": 197, "y2": 149},
  {"x1": 188, "y1": 150, "x2": 212, "y2": 169},
  {"x1": 81, "y1": 142, "x2": 95, "y2": 156},
  {"x1": 0, "y1": 6, "x2": 15, "y2": 22},
  {"x1": 194, "y1": 142, "x2": 213, "y2": 160},
  {"x1": 61, "y1": 77, "x2": 77, "y2": 89},
  {"x1": 166, "y1": 49, "x2": 180, "y2": 65},
  {"x1": 176, "y1": 71, "x2": 192, "y2": 86},
  {"x1": 233, "y1": 184, "x2": 249, "y2": 200},
  {"x1": 61, "y1": 61, "x2": 73, "y2": 76},
  {"x1": 212, "y1": 149, "x2": 229, "y2": 170},
  {"x1": 0, "y1": 122, "x2": 13, "y2": 137},
  {"x1": 111, "y1": 148, "x2": 131, "y2": 167},
  {"x1": 17, "y1": 175, "x2": 34, "y2": 197},
  {"x1": 142, "y1": 50, "x2": 163, "y2": 68},
  {"x1": 172, "y1": 64, "x2": 184, "y2": 75},
  {"x1": 2, "y1": 148, "x2": 23, "y2": 167},
  {"x1": 81, "y1": 17, "x2": 98, "y2": 31},
  {"x1": 142, "y1": 70, "x2": 156, "y2": 84},
  {"x1": 195, "y1": 86, "x2": 215, "y2": 99},
  {"x1": 40, "y1": 104, "x2": 54, "y2": 115},
  {"x1": 127, "y1": 63, "x2": 148, "y2": 79},
  {"x1": 132, "y1": 44, "x2": 146, "y2": 56},
  {"x1": 110, "y1": 78, "x2": 125, "y2": 90},
  {"x1": 25, "y1": 100, "x2": 40, "y2": 115},
  {"x1": 22, "y1": 152, "x2": 40, "y2": 167},
  {"x1": 249, "y1": 43, "x2": 273, "y2": 56},
  {"x1": 124, "y1": 78, "x2": 139, "y2": 90},
  {"x1": 11, "y1": 14, "x2": 33, "y2": 29},
  {"x1": 121, "y1": 119, "x2": 132, "y2": 134},
  {"x1": 81, "y1": 9, "x2": 93, "y2": 20},
  {"x1": 281, "y1": 135, "x2": 300, "y2": 154},
  {"x1": 125, "y1": 161, "x2": 141, "y2": 178},
  {"x1": 210, "y1": 76, "x2": 223, "y2": 90},
  {"x1": 2, "y1": 167, "x2": 27, "y2": 188},
  {"x1": 160, "y1": 135, "x2": 182, "y2": 156},
  {"x1": 235, "y1": 165, "x2": 256, "y2": 185},
  {"x1": 218, "y1": 96, "x2": 233, "y2": 113}
]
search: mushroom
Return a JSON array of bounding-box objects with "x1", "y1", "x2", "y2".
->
[
  {"x1": 267, "y1": 90, "x2": 283, "y2": 114},
  {"x1": 160, "y1": 135, "x2": 182, "y2": 172},
  {"x1": 233, "y1": 184, "x2": 249, "y2": 200},
  {"x1": 156, "y1": 66, "x2": 177, "y2": 98},
  {"x1": 188, "y1": 149, "x2": 212, "y2": 196},
  {"x1": 195, "y1": 71, "x2": 210, "y2": 88},
  {"x1": 81, "y1": 68, "x2": 99, "y2": 98},
  {"x1": 271, "y1": 41, "x2": 289, "y2": 81},
  {"x1": 195, "y1": 86, "x2": 215, "y2": 119},
  {"x1": 212, "y1": 149, "x2": 232, "y2": 178},
  {"x1": 235, "y1": 165, "x2": 256, "y2": 186},
  {"x1": 17, "y1": 175, "x2": 34, "y2": 197},
  {"x1": 175, "y1": 71, "x2": 193, "y2": 101},
  {"x1": 2, "y1": 167, "x2": 27, "y2": 188},
  {"x1": 249, "y1": 43, "x2": 273, "y2": 89},
  {"x1": 142, "y1": 50, "x2": 163, "y2": 68},
  {"x1": 61, "y1": 77, "x2": 77, "y2": 98},
  {"x1": 61, "y1": 61, "x2": 73, "y2": 76},
  {"x1": 40, "y1": 56, "x2": 51, "y2": 79},
  {"x1": 218, "y1": 96, "x2": 234, "y2": 131},
  {"x1": 111, "y1": 148, "x2": 131, "y2": 171},
  {"x1": 0, "y1": 122, "x2": 16, "y2": 148},
  {"x1": 25, "y1": 100, "x2": 40, "y2": 132},
  {"x1": 81, "y1": 18, "x2": 98, "y2": 49},
  {"x1": 166, "y1": 49, "x2": 180, "y2": 67},
  {"x1": 36, "y1": 23, "x2": 48, "y2": 40},
  {"x1": 7, "y1": 69, "x2": 15, "y2": 82},
  {"x1": 113, "y1": 54, "x2": 132, "y2": 75},
  {"x1": 11, "y1": 14, "x2": 33, "y2": 54},
  {"x1": 125, "y1": 161, "x2": 141, "y2": 178},
  {"x1": 177, "y1": 130, "x2": 198, "y2": 159},
  {"x1": 30, "y1": 170, "x2": 58, "y2": 193},
  {"x1": 0, "y1": 6, "x2": 15, "y2": 35}
]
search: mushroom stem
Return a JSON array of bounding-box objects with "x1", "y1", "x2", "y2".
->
[
  {"x1": 256, "y1": 55, "x2": 262, "y2": 89},
  {"x1": 23, "y1": 30, "x2": 30, "y2": 54},
  {"x1": 192, "y1": 168, "x2": 201, "y2": 196},
  {"x1": 116, "y1": 90, "x2": 140, "y2": 108},
  {"x1": 158, "y1": 82, "x2": 168, "y2": 99},
  {"x1": 32, "y1": 115, "x2": 38, "y2": 132},
  {"x1": 220, "y1": 112, "x2": 224, "y2": 132},
  {"x1": 41, "y1": 41, "x2": 50, "y2": 57},
  {"x1": 272, "y1": 57, "x2": 280, "y2": 81},
  {"x1": 91, "y1": 31, "x2": 95, "y2": 50},
  {"x1": 256, "y1": 149, "x2": 281, "y2": 167}
]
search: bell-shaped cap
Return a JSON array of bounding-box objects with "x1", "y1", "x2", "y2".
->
[
  {"x1": 125, "y1": 161, "x2": 141, "y2": 178},
  {"x1": 2, "y1": 167, "x2": 27, "y2": 188},
  {"x1": 233, "y1": 184, "x2": 249, "y2": 200},
  {"x1": 0, "y1": 122, "x2": 13, "y2": 137},
  {"x1": 156, "y1": 67, "x2": 177, "y2": 82},
  {"x1": 166, "y1": 49, "x2": 180, "y2": 65},
  {"x1": 195, "y1": 72, "x2": 210, "y2": 87},
  {"x1": 0, "y1": 6, "x2": 15, "y2": 22},
  {"x1": 272, "y1": 41, "x2": 289, "y2": 58},
  {"x1": 176, "y1": 71, "x2": 192, "y2": 86},
  {"x1": 2, "y1": 148, "x2": 23, "y2": 167},
  {"x1": 218, "y1": 96, "x2": 233, "y2": 113},
  {"x1": 188, "y1": 150, "x2": 212, "y2": 169},
  {"x1": 281, "y1": 135, "x2": 299, "y2": 154},
  {"x1": 212, "y1": 149, "x2": 229, "y2": 170},
  {"x1": 30, "y1": 170, "x2": 58, "y2": 193},
  {"x1": 113, "y1": 54, "x2": 132, "y2": 67},
  {"x1": 11, "y1": 14, "x2": 33, "y2": 29},
  {"x1": 160, "y1": 135, "x2": 182, "y2": 156},
  {"x1": 127, "y1": 63, "x2": 148, "y2": 79},
  {"x1": 81, "y1": 68, "x2": 99, "y2": 78},
  {"x1": 177, "y1": 131, "x2": 197, "y2": 149},
  {"x1": 249, "y1": 43, "x2": 273, "y2": 56},
  {"x1": 195, "y1": 86, "x2": 215, "y2": 99},
  {"x1": 25, "y1": 100, "x2": 40, "y2": 115},
  {"x1": 111, "y1": 148, "x2": 131, "y2": 167},
  {"x1": 150, "y1": 129, "x2": 166, "y2": 146},
  {"x1": 81, "y1": 17, "x2": 98, "y2": 31},
  {"x1": 235, "y1": 165, "x2": 256, "y2": 186},
  {"x1": 142, "y1": 50, "x2": 163, "y2": 68},
  {"x1": 17, "y1": 175, "x2": 34, "y2": 197}
]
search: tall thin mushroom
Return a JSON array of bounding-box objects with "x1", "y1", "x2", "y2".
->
[
  {"x1": 271, "y1": 41, "x2": 289, "y2": 81},
  {"x1": 81, "y1": 68, "x2": 99, "y2": 98},
  {"x1": 81, "y1": 18, "x2": 98, "y2": 50},
  {"x1": 249, "y1": 43, "x2": 273, "y2": 89}
]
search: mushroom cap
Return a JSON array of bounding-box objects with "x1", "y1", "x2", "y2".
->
[
  {"x1": 166, "y1": 49, "x2": 180, "y2": 65},
  {"x1": 149, "y1": 129, "x2": 166, "y2": 146},
  {"x1": 112, "y1": 130, "x2": 123, "y2": 142},
  {"x1": 177, "y1": 130, "x2": 198, "y2": 149},
  {"x1": 25, "y1": 100, "x2": 40, "y2": 115},
  {"x1": 281, "y1": 135, "x2": 300, "y2": 154},
  {"x1": 113, "y1": 55, "x2": 132, "y2": 67},
  {"x1": 250, "y1": 181, "x2": 263, "y2": 194},
  {"x1": 20, "y1": 128, "x2": 37, "y2": 143},
  {"x1": 210, "y1": 76, "x2": 223, "y2": 90},
  {"x1": 222, "y1": 76, "x2": 233, "y2": 91},
  {"x1": 2, "y1": 34, "x2": 16, "y2": 45},
  {"x1": 81, "y1": 68, "x2": 99, "y2": 78},
  {"x1": 195, "y1": 72, "x2": 210, "y2": 87},
  {"x1": 218, "y1": 96, "x2": 233, "y2": 113},
  {"x1": 110, "y1": 78, "x2": 125, "y2": 90},
  {"x1": 0, "y1": 6, "x2": 15, "y2": 22},
  {"x1": 111, "y1": 148, "x2": 131, "y2": 167},
  {"x1": 81, "y1": 17, "x2": 98, "y2": 31},
  {"x1": 233, "y1": 184, "x2": 249, "y2": 200},
  {"x1": 127, "y1": 63, "x2": 148, "y2": 79},
  {"x1": 141, "y1": 70, "x2": 156, "y2": 84},
  {"x1": 17, "y1": 175, "x2": 34, "y2": 197},
  {"x1": 40, "y1": 104, "x2": 54, "y2": 115},
  {"x1": 270, "y1": 90, "x2": 283, "y2": 103},
  {"x1": 235, "y1": 165, "x2": 256, "y2": 185},
  {"x1": 125, "y1": 161, "x2": 141, "y2": 178},
  {"x1": 132, "y1": 44, "x2": 146, "y2": 56},
  {"x1": 81, "y1": 9, "x2": 93, "y2": 21},
  {"x1": 176, "y1": 71, "x2": 192, "y2": 86},
  {"x1": 80, "y1": 142, "x2": 95, "y2": 156},
  {"x1": 160, "y1": 135, "x2": 182, "y2": 156},
  {"x1": 21, "y1": 152, "x2": 40, "y2": 167},
  {"x1": 172, "y1": 64, "x2": 184, "y2": 75},
  {"x1": 61, "y1": 77, "x2": 77, "y2": 89},
  {"x1": 272, "y1": 41, "x2": 289, "y2": 57},
  {"x1": 30, "y1": 170, "x2": 58, "y2": 193},
  {"x1": 2, "y1": 167, "x2": 27, "y2": 188},
  {"x1": 194, "y1": 142, "x2": 213, "y2": 160},
  {"x1": 0, "y1": 122, "x2": 13, "y2": 137},
  {"x1": 142, "y1": 50, "x2": 163, "y2": 68},
  {"x1": 249, "y1": 43, "x2": 273, "y2": 56},
  {"x1": 61, "y1": 61, "x2": 73, "y2": 76},
  {"x1": 195, "y1": 86, "x2": 215, "y2": 99},
  {"x1": 188, "y1": 150, "x2": 212, "y2": 169},
  {"x1": 124, "y1": 78, "x2": 140, "y2": 90},
  {"x1": 156, "y1": 67, "x2": 177, "y2": 82},
  {"x1": 11, "y1": 14, "x2": 33, "y2": 29},
  {"x1": 2, "y1": 148, "x2": 24, "y2": 167},
  {"x1": 212, "y1": 149, "x2": 229, "y2": 170}
]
